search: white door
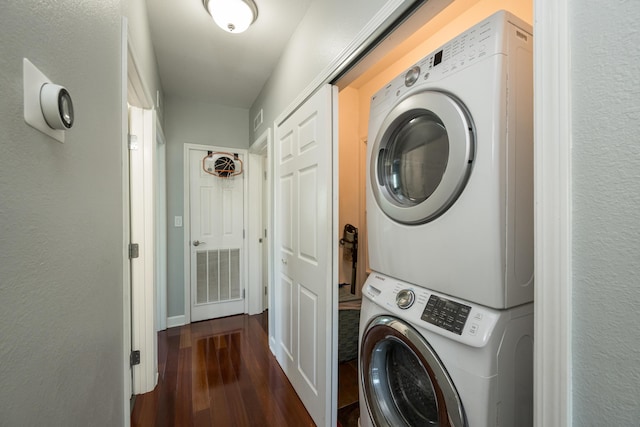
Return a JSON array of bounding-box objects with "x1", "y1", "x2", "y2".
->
[
  {"x1": 262, "y1": 155, "x2": 269, "y2": 311},
  {"x1": 189, "y1": 147, "x2": 246, "y2": 322},
  {"x1": 128, "y1": 106, "x2": 158, "y2": 394},
  {"x1": 273, "y1": 85, "x2": 337, "y2": 426}
]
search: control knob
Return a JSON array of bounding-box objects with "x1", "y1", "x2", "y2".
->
[
  {"x1": 396, "y1": 289, "x2": 415, "y2": 309},
  {"x1": 404, "y1": 66, "x2": 420, "y2": 87}
]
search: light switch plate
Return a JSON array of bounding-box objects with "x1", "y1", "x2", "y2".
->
[
  {"x1": 174, "y1": 216, "x2": 183, "y2": 227},
  {"x1": 23, "y1": 58, "x2": 65, "y2": 143}
]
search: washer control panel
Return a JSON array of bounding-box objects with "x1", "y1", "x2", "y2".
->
[
  {"x1": 421, "y1": 295, "x2": 470, "y2": 335},
  {"x1": 363, "y1": 273, "x2": 501, "y2": 347}
]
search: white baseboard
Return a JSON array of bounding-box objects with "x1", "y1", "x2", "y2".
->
[{"x1": 167, "y1": 315, "x2": 186, "y2": 329}]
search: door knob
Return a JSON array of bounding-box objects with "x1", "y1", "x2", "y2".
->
[{"x1": 193, "y1": 240, "x2": 205, "y2": 247}]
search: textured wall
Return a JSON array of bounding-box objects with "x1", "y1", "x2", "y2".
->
[
  {"x1": 125, "y1": 0, "x2": 164, "y2": 120},
  {"x1": 0, "y1": 0, "x2": 125, "y2": 425},
  {"x1": 571, "y1": 1, "x2": 640, "y2": 424},
  {"x1": 164, "y1": 96, "x2": 249, "y2": 317},
  {"x1": 249, "y1": 0, "x2": 391, "y2": 142}
]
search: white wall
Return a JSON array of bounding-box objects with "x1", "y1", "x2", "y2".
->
[
  {"x1": 0, "y1": 0, "x2": 125, "y2": 425},
  {"x1": 249, "y1": 0, "x2": 394, "y2": 141},
  {"x1": 571, "y1": 1, "x2": 640, "y2": 424},
  {"x1": 164, "y1": 95, "x2": 249, "y2": 318},
  {"x1": 124, "y1": 0, "x2": 164, "y2": 119}
]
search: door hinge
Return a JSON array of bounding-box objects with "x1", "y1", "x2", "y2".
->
[
  {"x1": 128, "y1": 134, "x2": 138, "y2": 150},
  {"x1": 264, "y1": 286, "x2": 267, "y2": 296},
  {"x1": 130, "y1": 350, "x2": 141, "y2": 366},
  {"x1": 129, "y1": 243, "x2": 139, "y2": 259},
  {"x1": 242, "y1": 289, "x2": 246, "y2": 299},
  {"x1": 243, "y1": 229, "x2": 245, "y2": 239}
]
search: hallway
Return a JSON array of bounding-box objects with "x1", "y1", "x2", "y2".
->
[{"x1": 131, "y1": 313, "x2": 315, "y2": 426}]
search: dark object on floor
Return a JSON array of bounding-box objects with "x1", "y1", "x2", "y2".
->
[
  {"x1": 338, "y1": 287, "x2": 361, "y2": 362},
  {"x1": 337, "y1": 401, "x2": 360, "y2": 427}
]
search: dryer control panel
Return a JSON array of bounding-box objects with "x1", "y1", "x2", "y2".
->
[{"x1": 370, "y1": 10, "x2": 533, "y2": 115}]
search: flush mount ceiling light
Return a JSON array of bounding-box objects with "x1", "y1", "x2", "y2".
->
[{"x1": 203, "y1": 0, "x2": 258, "y2": 34}]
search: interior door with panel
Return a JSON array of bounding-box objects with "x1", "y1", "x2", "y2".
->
[
  {"x1": 274, "y1": 85, "x2": 336, "y2": 426},
  {"x1": 189, "y1": 147, "x2": 246, "y2": 322}
]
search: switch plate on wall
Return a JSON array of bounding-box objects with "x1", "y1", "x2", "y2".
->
[{"x1": 174, "y1": 216, "x2": 182, "y2": 227}]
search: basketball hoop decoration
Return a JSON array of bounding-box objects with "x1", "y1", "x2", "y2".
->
[{"x1": 202, "y1": 151, "x2": 243, "y2": 179}]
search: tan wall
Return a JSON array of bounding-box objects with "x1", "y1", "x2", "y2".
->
[
  {"x1": 338, "y1": 88, "x2": 360, "y2": 285},
  {"x1": 337, "y1": 0, "x2": 533, "y2": 292}
]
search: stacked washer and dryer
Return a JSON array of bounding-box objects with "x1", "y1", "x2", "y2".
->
[{"x1": 359, "y1": 11, "x2": 534, "y2": 427}]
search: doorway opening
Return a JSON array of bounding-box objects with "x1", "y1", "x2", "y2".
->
[{"x1": 332, "y1": 0, "x2": 534, "y2": 418}]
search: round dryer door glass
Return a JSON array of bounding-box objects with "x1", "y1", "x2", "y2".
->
[
  {"x1": 370, "y1": 91, "x2": 474, "y2": 224},
  {"x1": 380, "y1": 112, "x2": 449, "y2": 206}
]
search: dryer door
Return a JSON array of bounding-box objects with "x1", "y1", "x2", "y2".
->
[
  {"x1": 370, "y1": 91, "x2": 474, "y2": 224},
  {"x1": 360, "y1": 315, "x2": 467, "y2": 427}
]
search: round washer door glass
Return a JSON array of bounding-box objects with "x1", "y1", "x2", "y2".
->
[
  {"x1": 361, "y1": 316, "x2": 467, "y2": 427},
  {"x1": 371, "y1": 91, "x2": 474, "y2": 224}
]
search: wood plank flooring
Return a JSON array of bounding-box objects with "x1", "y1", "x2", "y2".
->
[{"x1": 131, "y1": 312, "x2": 316, "y2": 426}]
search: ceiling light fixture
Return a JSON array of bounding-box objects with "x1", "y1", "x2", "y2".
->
[{"x1": 202, "y1": 0, "x2": 258, "y2": 34}]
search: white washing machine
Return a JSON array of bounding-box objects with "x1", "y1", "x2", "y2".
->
[
  {"x1": 358, "y1": 273, "x2": 533, "y2": 427},
  {"x1": 366, "y1": 10, "x2": 534, "y2": 309}
]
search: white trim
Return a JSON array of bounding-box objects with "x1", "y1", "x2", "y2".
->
[
  {"x1": 242, "y1": 148, "x2": 250, "y2": 316},
  {"x1": 183, "y1": 146, "x2": 191, "y2": 324},
  {"x1": 533, "y1": 0, "x2": 572, "y2": 426},
  {"x1": 182, "y1": 143, "x2": 250, "y2": 324},
  {"x1": 167, "y1": 315, "x2": 186, "y2": 329},
  {"x1": 120, "y1": 17, "x2": 131, "y2": 427},
  {"x1": 155, "y1": 114, "x2": 167, "y2": 331},
  {"x1": 248, "y1": 128, "x2": 272, "y2": 316},
  {"x1": 330, "y1": 85, "x2": 340, "y2": 427},
  {"x1": 247, "y1": 153, "x2": 262, "y2": 315},
  {"x1": 274, "y1": 0, "x2": 410, "y2": 127}
]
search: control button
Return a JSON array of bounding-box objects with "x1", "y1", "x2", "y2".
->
[
  {"x1": 468, "y1": 323, "x2": 479, "y2": 336},
  {"x1": 404, "y1": 66, "x2": 420, "y2": 87},
  {"x1": 473, "y1": 312, "x2": 483, "y2": 321},
  {"x1": 396, "y1": 289, "x2": 415, "y2": 309}
]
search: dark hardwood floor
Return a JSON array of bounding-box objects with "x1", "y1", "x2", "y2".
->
[{"x1": 131, "y1": 312, "x2": 317, "y2": 426}]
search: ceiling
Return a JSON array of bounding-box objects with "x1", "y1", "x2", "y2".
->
[{"x1": 146, "y1": 0, "x2": 314, "y2": 109}]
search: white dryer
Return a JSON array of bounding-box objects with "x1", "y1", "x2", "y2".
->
[
  {"x1": 366, "y1": 11, "x2": 534, "y2": 309},
  {"x1": 358, "y1": 273, "x2": 533, "y2": 427}
]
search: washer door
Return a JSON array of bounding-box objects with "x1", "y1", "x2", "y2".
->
[
  {"x1": 370, "y1": 91, "x2": 474, "y2": 224},
  {"x1": 361, "y1": 315, "x2": 467, "y2": 427}
]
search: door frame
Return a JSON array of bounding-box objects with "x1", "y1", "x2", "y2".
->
[
  {"x1": 120, "y1": 18, "x2": 131, "y2": 427},
  {"x1": 124, "y1": 16, "x2": 162, "y2": 403},
  {"x1": 533, "y1": 0, "x2": 572, "y2": 425},
  {"x1": 248, "y1": 128, "x2": 272, "y2": 316},
  {"x1": 155, "y1": 119, "x2": 167, "y2": 331},
  {"x1": 183, "y1": 143, "x2": 250, "y2": 324}
]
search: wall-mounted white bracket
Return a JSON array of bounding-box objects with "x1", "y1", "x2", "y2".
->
[{"x1": 23, "y1": 58, "x2": 67, "y2": 143}]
